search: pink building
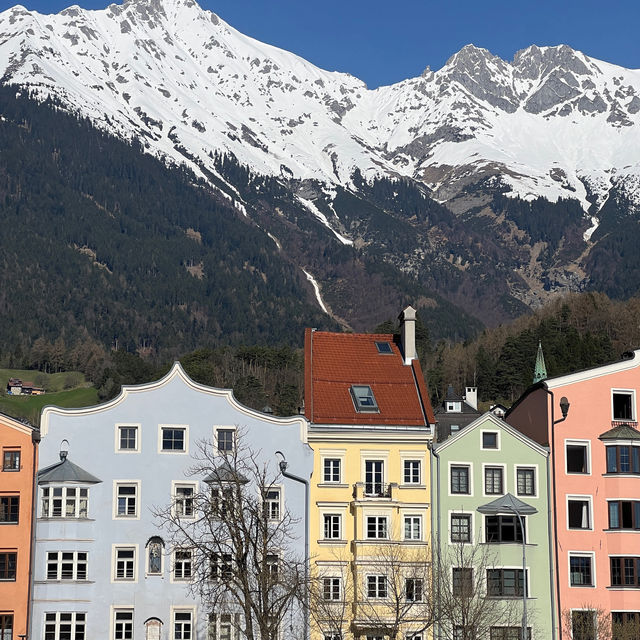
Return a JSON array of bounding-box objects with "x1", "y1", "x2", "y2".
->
[{"x1": 507, "y1": 349, "x2": 640, "y2": 640}]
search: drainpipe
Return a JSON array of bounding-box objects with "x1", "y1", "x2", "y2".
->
[
  {"x1": 545, "y1": 447, "x2": 557, "y2": 640},
  {"x1": 429, "y1": 441, "x2": 442, "y2": 640},
  {"x1": 26, "y1": 427, "x2": 41, "y2": 640},
  {"x1": 275, "y1": 451, "x2": 309, "y2": 640}
]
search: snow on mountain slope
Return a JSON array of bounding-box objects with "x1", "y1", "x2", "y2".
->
[{"x1": 1, "y1": 0, "x2": 640, "y2": 224}]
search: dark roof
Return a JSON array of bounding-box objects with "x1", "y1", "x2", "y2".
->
[
  {"x1": 204, "y1": 461, "x2": 249, "y2": 485},
  {"x1": 445, "y1": 384, "x2": 464, "y2": 402},
  {"x1": 477, "y1": 492, "x2": 538, "y2": 515},
  {"x1": 599, "y1": 424, "x2": 640, "y2": 441},
  {"x1": 38, "y1": 456, "x2": 102, "y2": 484}
]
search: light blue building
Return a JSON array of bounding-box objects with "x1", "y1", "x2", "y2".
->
[{"x1": 32, "y1": 362, "x2": 312, "y2": 640}]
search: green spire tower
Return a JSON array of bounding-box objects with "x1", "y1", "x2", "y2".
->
[{"x1": 533, "y1": 340, "x2": 547, "y2": 384}]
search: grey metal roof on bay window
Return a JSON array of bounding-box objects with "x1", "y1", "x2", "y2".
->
[
  {"x1": 38, "y1": 456, "x2": 102, "y2": 485},
  {"x1": 477, "y1": 492, "x2": 538, "y2": 516},
  {"x1": 204, "y1": 461, "x2": 249, "y2": 485}
]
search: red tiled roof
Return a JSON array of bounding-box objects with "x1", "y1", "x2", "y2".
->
[{"x1": 304, "y1": 328, "x2": 435, "y2": 426}]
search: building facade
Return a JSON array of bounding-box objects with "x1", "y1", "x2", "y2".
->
[
  {"x1": 431, "y1": 413, "x2": 554, "y2": 640},
  {"x1": 0, "y1": 412, "x2": 38, "y2": 640},
  {"x1": 32, "y1": 362, "x2": 312, "y2": 640},
  {"x1": 507, "y1": 349, "x2": 640, "y2": 640},
  {"x1": 305, "y1": 307, "x2": 436, "y2": 640}
]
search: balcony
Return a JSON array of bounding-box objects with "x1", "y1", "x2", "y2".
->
[{"x1": 353, "y1": 482, "x2": 396, "y2": 500}]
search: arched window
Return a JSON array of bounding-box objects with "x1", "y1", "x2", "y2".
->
[
  {"x1": 144, "y1": 617, "x2": 163, "y2": 640},
  {"x1": 145, "y1": 536, "x2": 164, "y2": 575}
]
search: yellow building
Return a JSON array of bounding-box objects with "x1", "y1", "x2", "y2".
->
[{"x1": 304, "y1": 308, "x2": 435, "y2": 640}]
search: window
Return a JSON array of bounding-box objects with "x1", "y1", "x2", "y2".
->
[
  {"x1": 0, "y1": 496, "x2": 18, "y2": 523},
  {"x1": 42, "y1": 486, "x2": 88, "y2": 518},
  {"x1": 566, "y1": 443, "x2": 589, "y2": 473},
  {"x1": 322, "y1": 577, "x2": 341, "y2": 600},
  {"x1": 490, "y1": 628, "x2": 532, "y2": 640},
  {"x1": 612, "y1": 613, "x2": 640, "y2": 640},
  {"x1": 116, "y1": 483, "x2": 138, "y2": 518},
  {"x1": 453, "y1": 626, "x2": 476, "y2": 640},
  {"x1": 350, "y1": 385, "x2": 378, "y2": 412},
  {"x1": 0, "y1": 552, "x2": 17, "y2": 580},
  {"x1": 366, "y1": 516, "x2": 388, "y2": 539},
  {"x1": 404, "y1": 515, "x2": 422, "y2": 540},
  {"x1": 44, "y1": 612, "x2": 86, "y2": 640},
  {"x1": 482, "y1": 432, "x2": 498, "y2": 449},
  {"x1": 451, "y1": 514, "x2": 471, "y2": 543},
  {"x1": 146, "y1": 618, "x2": 163, "y2": 640},
  {"x1": 323, "y1": 514, "x2": 341, "y2": 539},
  {"x1": 610, "y1": 557, "x2": 640, "y2": 587},
  {"x1": 375, "y1": 341, "x2": 393, "y2": 354},
  {"x1": 405, "y1": 577, "x2": 423, "y2": 602},
  {"x1": 174, "y1": 549, "x2": 193, "y2": 581},
  {"x1": 568, "y1": 499, "x2": 591, "y2": 529},
  {"x1": 606, "y1": 445, "x2": 640, "y2": 474},
  {"x1": 569, "y1": 554, "x2": 593, "y2": 586},
  {"x1": 2, "y1": 450, "x2": 20, "y2": 471},
  {"x1": 174, "y1": 610, "x2": 193, "y2": 640},
  {"x1": 613, "y1": 391, "x2": 634, "y2": 421},
  {"x1": 0, "y1": 615, "x2": 12, "y2": 640},
  {"x1": 264, "y1": 487, "x2": 281, "y2": 521},
  {"x1": 484, "y1": 467, "x2": 503, "y2": 495},
  {"x1": 452, "y1": 568, "x2": 473, "y2": 597},
  {"x1": 403, "y1": 460, "x2": 421, "y2": 484},
  {"x1": 146, "y1": 537, "x2": 164, "y2": 575},
  {"x1": 211, "y1": 487, "x2": 234, "y2": 517},
  {"x1": 486, "y1": 569, "x2": 526, "y2": 597},
  {"x1": 117, "y1": 426, "x2": 138, "y2": 451},
  {"x1": 367, "y1": 575, "x2": 387, "y2": 598},
  {"x1": 571, "y1": 611, "x2": 595, "y2": 640},
  {"x1": 266, "y1": 553, "x2": 279, "y2": 580},
  {"x1": 174, "y1": 484, "x2": 195, "y2": 518},
  {"x1": 485, "y1": 515, "x2": 524, "y2": 543},
  {"x1": 323, "y1": 458, "x2": 341, "y2": 483},
  {"x1": 608, "y1": 500, "x2": 640, "y2": 529},
  {"x1": 47, "y1": 551, "x2": 87, "y2": 580},
  {"x1": 216, "y1": 429, "x2": 234, "y2": 452},
  {"x1": 209, "y1": 614, "x2": 238, "y2": 640},
  {"x1": 114, "y1": 610, "x2": 133, "y2": 640},
  {"x1": 516, "y1": 468, "x2": 535, "y2": 496},
  {"x1": 210, "y1": 553, "x2": 232, "y2": 580},
  {"x1": 364, "y1": 460, "x2": 385, "y2": 496},
  {"x1": 451, "y1": 466, "x2": 470, "y2": 494},
  {"x1": 161, "y1": 427, "x2": 186, "y2": 452},
  {"x1": 114, "y1": 547, "x2": 136, "y2": 581}
]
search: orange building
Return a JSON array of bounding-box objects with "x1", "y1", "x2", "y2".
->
[{"x1": 0, "y1": 413, "x2": 39, "y2": 640}]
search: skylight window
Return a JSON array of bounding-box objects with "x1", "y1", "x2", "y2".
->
[
  {"x1": 375, "y1": 341, "x2": 393, "y2": 354},
  {"x1": 350, "y1": 385, "x2": 379, "y2": 412}
]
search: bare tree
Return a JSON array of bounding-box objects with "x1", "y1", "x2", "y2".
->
[
  {"x1": 436, "y1": 543, "x2": 524, "y2": 640},
  {"x1": 154, "y1": 430, "x2": 306, "y2": 640},
  {"x1": 562, "y1": 604, "x2": 640, "y2": 640}
]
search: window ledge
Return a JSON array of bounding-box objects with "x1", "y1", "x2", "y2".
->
[
  {"x1": 602, "y1": 473, "x2": 640, "y2": 478},
  {"x1": 399, "y1": 484, "x2": 426, "y2": 489},
  {"x1": 317, "y1": 483, "x2": 349, "y2": 489},
  {"x1": 36, "y1": 580, "x2": 94, "y2": 585},
  {"x1": 603, "y1": 528, "x2": 640, "y2": 533},
  {"x1": 38, "y1": 517, "x2": 94, "y2": 522},
  {"x1": 607, "y1": 586, "x2": 640, "y2": 590},
  {"x1": 317, "y1": 539, "x2": 347, "y2": 545},
  {"x1": 569, "y1": 584, "x2": 595, "y2": 588}
]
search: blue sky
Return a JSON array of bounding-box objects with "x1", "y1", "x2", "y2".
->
[{"x1": 2, "y1": 0, "x2": 639, "y2": 88}]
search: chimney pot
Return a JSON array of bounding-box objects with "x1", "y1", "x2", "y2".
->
[{"x1": 398, "y1": 305, "x2": 417, "y2": 364}]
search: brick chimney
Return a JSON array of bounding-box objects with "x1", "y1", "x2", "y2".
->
[{"x1": 399, "y1": 305, "x2": 417, "y2": 365}]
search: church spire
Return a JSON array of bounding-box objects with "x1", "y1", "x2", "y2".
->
[{"x1": 533, "y1": 340, "x2": 547, "y2": 384}]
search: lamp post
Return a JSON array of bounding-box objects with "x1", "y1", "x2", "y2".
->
[
  {"x1": 478, "y1": 494, "x2": 537, "y2": 640},
  {"x1": 275, "y1": 450, "x2": 310, "y2": 640}
]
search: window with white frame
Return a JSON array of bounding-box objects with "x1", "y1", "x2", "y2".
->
[
  {"x1": 569, "y1": 554, "x2": 594, "y2": 587},
  {"x1": 366, "y1": 575, "x2": 387, "y2": 598},
  {"x1": 208, "y1": 613, "x2": 239, "y2": 640},
  {"x1": 484, "y1": 467, "x2": 503, "y2": 495},
  {"x1": 612, "y1": 390, "x2": 635, "y2": 421},
  {"x1": 173, "y1": 610, "x2": 193, "y2": 640},
  {"x1": 46, "y1": 551, "x2": 87, "y2": 581},
  {"x1": 568, "y1": 498, "x2": 591, "y2": 529},
  {"x1": 161, "y1": 427, "x2": 186, "y2": 452},
  {"x1": 403, "y1": 459, "x2": 421, "y2": 484},
  {"x1": 266, "y1": 553, "x2": 279, "y2": 580},
  {"x1": 450, "y1": 466, "x2": 470, "y2": 494},
  {"x1": 173, "y1": 549, "x2": 193, "y2": 581},
  {"x1": 0, "y1": 496, "x2": 19, "y2": 523},
  {"x1": 216, "y1": 428, "x2": 235, "y2": 453},
  {"x1": 404, "y1": 515, "x2": 422, "y2": 540},
  {"x1": 366, "y1": 515, "x2": 388, "y2": 539},
  {"x1": 41, "y1": 486, "x2": 89, "y2": 518},
  {"x1": 117, "y1": 426, "x2": 138, "y2": 452},
  {"x1": 264, "y1": 487, "x2": 281, "y2": 521},
  {"x1": 405, "y1": 577, "x2": 423, "y2": 602},
  {"x1": 44, "y1": 612, "x2": 86, "y2": 640},
  {"x1": 323, "y1": 458, "x2": 341, "y2": 483},
  {"x1": 323, "y1": 514, "x2": 342, "y2": 539},
  {"x1": 114, "y1": 547, "x2": 136, "y2": 581},
  {"x1": 0, "y1": 615, "x2": 13, "y2": 640},
  {"x1": 566, "y1": 442, "x2": 590, "y2": 474},
  {"x1": 2, "y1": 449, "x2": 20, "y2": 471},
  {"x1": 482, "y1": 432, "x2": 498, "y2": 449},
  {"x1": 516, "y1": 468, "x2": 535, "y2": 496},
  {"x1": 364, "y1": 460, "x2": 385, "y2": 496},
  {"x1": 210, "y1": 553, "x2": 233, "y2": 581},
  {"x1": 322, "y1": 576, "x2": 341, "y2": 600},
  {"x1": 0, "y1": 552, "x2": 16, "y2": 581},
  {"x1": 113, "y1": 609, "x2": 134, "y2": 640},
  {"x1": 115, "y1": 483, "x2": 138, "y2": 518},
  {"x1": 451, "y1": 514, "x2": 472, "y2": 543},
  {"x1": 174, "y1": 484, "x2": 195, "y2": 518}
]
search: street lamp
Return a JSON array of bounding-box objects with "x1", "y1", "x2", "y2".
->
[
  {"x1": 478, "y1": 493, "x2": 538, "y2": 640},
  {"x1": 275, "y1": 450, "x2": 310, "y2": 640}
]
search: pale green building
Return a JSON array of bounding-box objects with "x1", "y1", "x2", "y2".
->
[{"x1": 431, "y1": 412, "x2": 555, "y2": 640}]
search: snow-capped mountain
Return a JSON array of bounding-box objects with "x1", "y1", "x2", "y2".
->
[{"x1": 1, "y1": 0, "x2": 639, "y2": 222}]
